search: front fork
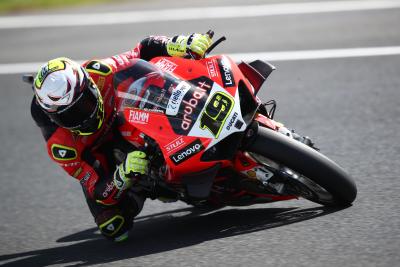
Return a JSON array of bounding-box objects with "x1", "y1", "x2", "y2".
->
[
  {"x1": 253, "y1": 112, "x2": 317, "y2": 149},
  {"x1": 236, "y1": 111, "x2": 317, "y2": 195}
]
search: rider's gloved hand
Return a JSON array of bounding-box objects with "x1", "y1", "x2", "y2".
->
[
  {"x1": 113, "y1": 151, "x2": 149, "y2": 191},
  {"x1": 166, "y1": 33, "x2": 212, "y2": 59}
]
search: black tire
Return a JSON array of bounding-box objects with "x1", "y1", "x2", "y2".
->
[{"x1": 246, "y1": 127, "x2": 357, "y2": 206}]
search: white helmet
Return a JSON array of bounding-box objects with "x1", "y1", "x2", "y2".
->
[{"x1": 34, "y1": 57, "x2": 104, "y2": 135}]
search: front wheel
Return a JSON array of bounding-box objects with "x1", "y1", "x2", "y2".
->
[{"x1": 245, "y1": 126, "x2": 357, "y2": 206}]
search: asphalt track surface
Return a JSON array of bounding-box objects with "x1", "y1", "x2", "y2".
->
[{"x1": 0, "y1": 0, "x2": 399, "y2": 266}]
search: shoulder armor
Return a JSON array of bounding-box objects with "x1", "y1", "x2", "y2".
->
[
  {"x1": 85, "y1": 60, "x2": 112, "y2": 76},
  {"x1": 51, "y1": 144, "x2": 78, "y2": 161}
]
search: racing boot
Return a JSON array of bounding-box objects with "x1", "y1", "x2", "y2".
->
[{"x1": 97, "y1": 192, "x2": 145, "y2": 242}]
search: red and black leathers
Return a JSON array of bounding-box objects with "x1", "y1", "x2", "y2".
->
[{"x1": 31, "y1": 36, "x2": 171, "y2": 239}]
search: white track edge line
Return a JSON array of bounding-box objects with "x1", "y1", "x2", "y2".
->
[{"x1": 1, "y1": 46, "x2": 400, "y2": 75}]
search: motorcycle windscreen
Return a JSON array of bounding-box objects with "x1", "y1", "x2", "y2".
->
[{"x1": 117, "y1": 59, "x2": 212, "y2": 136}]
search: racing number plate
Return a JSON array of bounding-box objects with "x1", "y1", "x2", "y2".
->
[{"x1": 200, "y1": 91, "x2": 234, "y2": 138}]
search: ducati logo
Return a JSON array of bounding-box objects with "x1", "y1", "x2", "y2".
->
[{"x1": 226, "y1": 112, "x2": 238, "y2": 131}]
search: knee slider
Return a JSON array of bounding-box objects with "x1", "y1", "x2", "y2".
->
[{"x1": 96, "y1": 209, "x2": 133, "y2": 240}]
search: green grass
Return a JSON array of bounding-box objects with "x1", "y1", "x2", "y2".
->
[{"x1": 0, "y1": 0, "x2": 120, "y2": 14}]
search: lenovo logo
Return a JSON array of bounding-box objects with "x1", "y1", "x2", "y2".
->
[
  {"x1": 218, "y1": 57, "x2": 235, "y2": 87},
  {"x1": 170, "y1": 139, "x2": 204, "y2": 165}
]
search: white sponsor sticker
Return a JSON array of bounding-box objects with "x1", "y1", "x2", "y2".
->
[
  {"x1": 164, "y1": 136, "x2": 185, "y2": 154},
  {"x1": 206, "y1": 59, "x2": 218, "y2": 78},
  {"x1": 155, "y1": 58, "x2": 178, "y2": 73},
  {"x1": 128, "y1": 110, "x2": 149, "y2": 124},
  {"x1": 166, "y1": 81, "x2": 191, "y2": 116}
]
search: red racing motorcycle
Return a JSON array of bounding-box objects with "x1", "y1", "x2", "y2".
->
[{"x1": 115, "y1": 36, "x2": 357, "y2": 208}]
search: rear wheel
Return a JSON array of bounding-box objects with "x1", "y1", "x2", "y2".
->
[{"x1": 246, "y1": 126, "x2": 357, "y2": 206}]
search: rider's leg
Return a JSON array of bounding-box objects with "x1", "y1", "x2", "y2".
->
[{"x1": 84, "y1": 189, "x2": 145, "y2": 242}]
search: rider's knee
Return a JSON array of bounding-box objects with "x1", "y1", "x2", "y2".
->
[
  {"x1": 94, "y1": 193, "x2": 145, "y2": 242},
  {"x1": 96, "y1": 208, "x2": 133, "y2": 242}
]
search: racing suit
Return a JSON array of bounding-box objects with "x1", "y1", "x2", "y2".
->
[{"x1": 31, "y1": 36, "x2": 173, "y2": 240}]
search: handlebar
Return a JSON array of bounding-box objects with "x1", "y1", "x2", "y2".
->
[
  {"x1": 188, "y1": 30, "x2": 226, "y2": 60},
  {"x1": 204, "y1": 35, "x2": 227, "y2": 57}
]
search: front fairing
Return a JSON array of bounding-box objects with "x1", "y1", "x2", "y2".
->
[{"x1": 116, "y1": 58, "x2": 253, "y2": 180}]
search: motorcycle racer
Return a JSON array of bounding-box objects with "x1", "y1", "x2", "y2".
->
[{"x1": 30, "y1": 33, "x2": 213, "y2": 242}]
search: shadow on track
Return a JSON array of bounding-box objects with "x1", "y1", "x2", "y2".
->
[{"x1": 0, "y1": 205, "x2": 346, "y2": 266}]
